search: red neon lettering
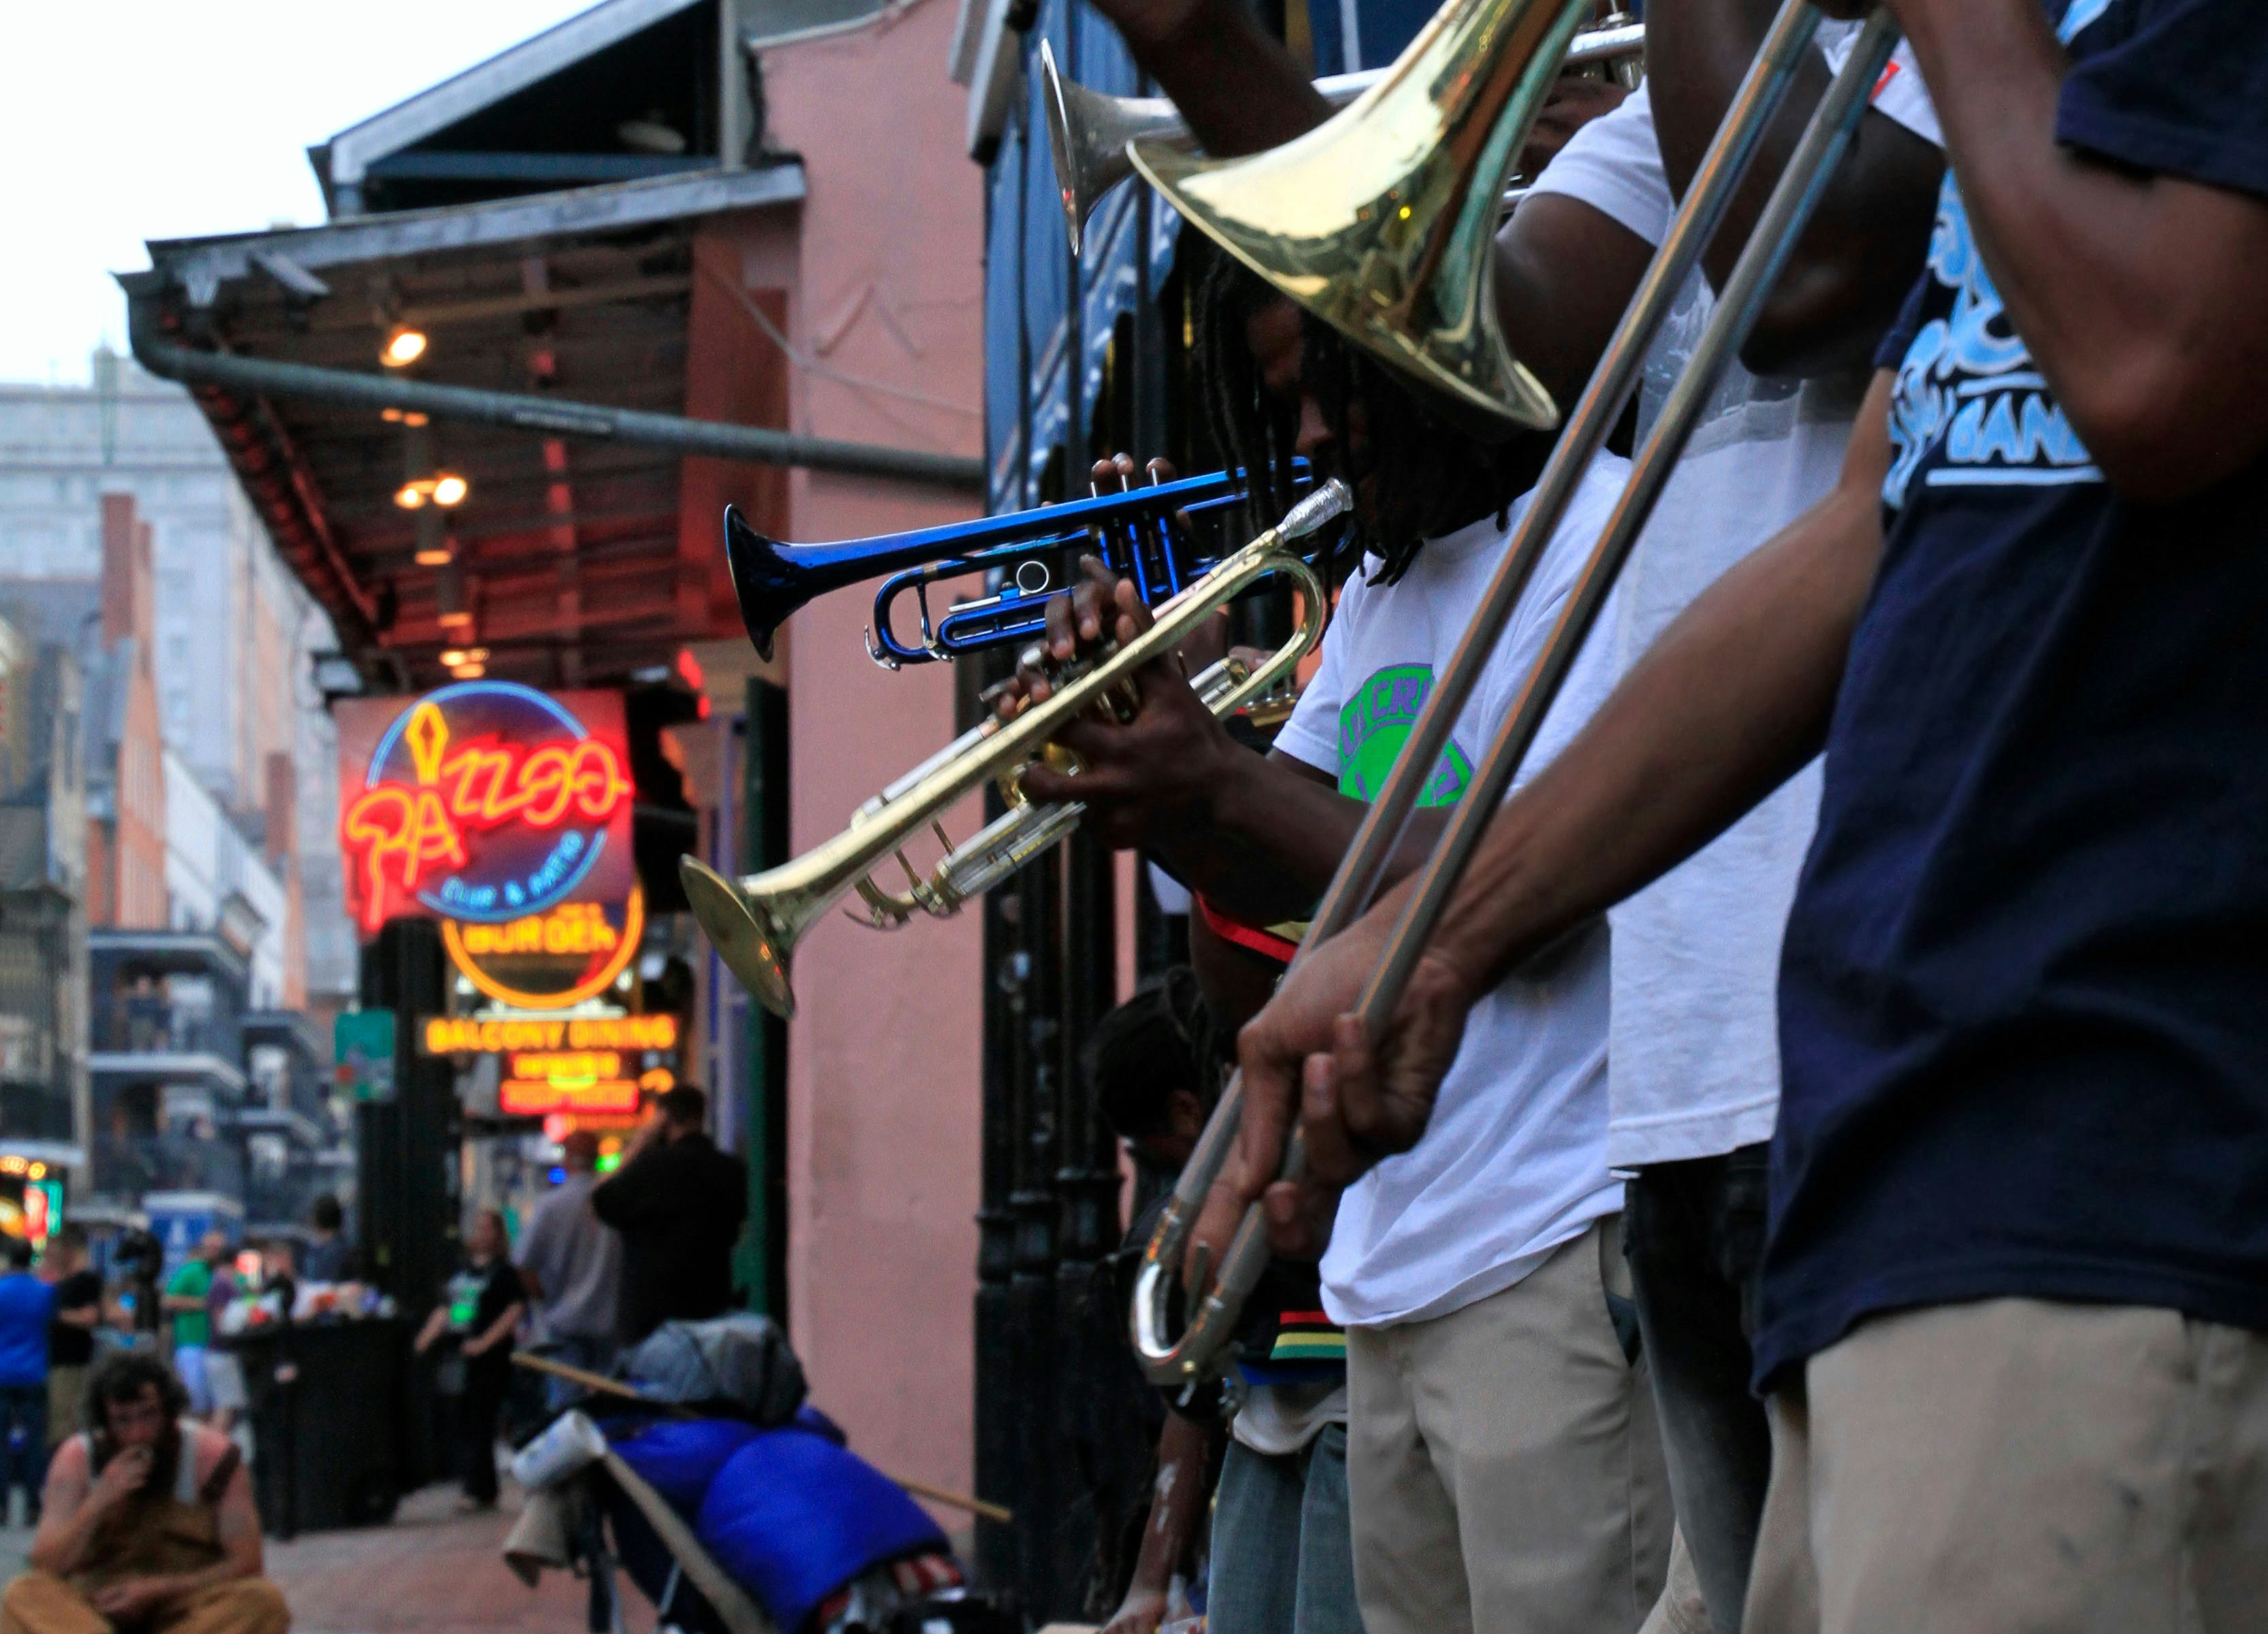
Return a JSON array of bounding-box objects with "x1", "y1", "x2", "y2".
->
[
  {"x1": 433, "y1": 738, "x2": 630, "y2": 830},
  {"x1": 343, "y1": 786, "x2": 467, "y2": 930},
  {"x1": 342, "y1": 730, "x2": 633, "y2": 925}
]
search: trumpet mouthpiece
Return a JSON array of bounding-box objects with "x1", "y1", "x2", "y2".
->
[{"x1": 1280, "y1": 478, "x2": 1353, "y2": 540}]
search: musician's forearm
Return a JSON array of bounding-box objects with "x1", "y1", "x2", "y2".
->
[
  {"x1": 1890, "y1": 0, "x2": 2268, "y2": 497},
  {"x1": 1653, "y1": 0, "x2": 1943, "y2": 378},
  {"x1": 1130, "y1": 1411, "x2": 1214, "y2": 1594},
  {"x1": 1431, "y1": 380, "x2": 1892, "y2": 989},
  {"x1": 1119, "y1": 0, "x2": 1331, "y2": 157},
  {"x1": 1154, "y1": 756, "x2": 1356, "y2": 922},
  {"x1": 1177, "y1": 755, "x2": 1451, "y2": 925}
]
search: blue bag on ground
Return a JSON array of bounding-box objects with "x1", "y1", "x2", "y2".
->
[
  {"x1": 695, "y1": 1424, "x2": 949, "y2": 1631},
  {"x1": 607, "y1": 1416, "x2": 763, "y2": 1516}
]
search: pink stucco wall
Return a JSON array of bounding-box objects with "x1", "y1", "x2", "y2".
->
[{"x1": 755, "y1": 0, "x2": 987, "y2": 1518}]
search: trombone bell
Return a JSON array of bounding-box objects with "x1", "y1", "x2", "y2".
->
[
  {"x1": 1130, "y1": 0, "x2": 1594, "y2": 435},
  {"x1": 680, "y1": 857, "x2": 800, "y2": 1019}
]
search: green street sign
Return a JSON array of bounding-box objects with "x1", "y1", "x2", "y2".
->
[{"x1": 334, "y1": 1009, "x2": 398, "y2": 1102}]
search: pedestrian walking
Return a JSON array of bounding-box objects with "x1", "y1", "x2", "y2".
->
[
  {"x1": 413, "y1": 1209, "x2": 525, "y2": 1509},
  {"x1": 515, "y1": 1131, "x2": 623, "y2": 1407}
]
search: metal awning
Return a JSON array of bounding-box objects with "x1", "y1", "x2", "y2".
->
[{"x1": 122, "y1": 164, "x2": 836, "y2": 691}]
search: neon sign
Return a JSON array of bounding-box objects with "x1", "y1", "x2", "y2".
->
[
  {"x1": 336, "y1": 684, "x2": 636, "y2": 932},
  {"x1": 499, "y1": 1051, "x2": 643, "y2": 1116},
  {"x1": 423, "y1": 1012, "x2": 680, "y2": 1056},
  {"x1": 442, "y1": 893, "x2": 645, "y2": 1009}
]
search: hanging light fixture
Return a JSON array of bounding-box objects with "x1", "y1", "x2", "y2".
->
[
  {"x1": 381, "y1": 325, "x2": 428, "y2": 367},
  {"x1": 435, "y1": 559, "x2": 474, "y2": 631}
]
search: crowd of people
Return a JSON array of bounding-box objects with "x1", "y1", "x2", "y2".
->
[
  {"x1": 1021, "y1": 0, "x2": 2268, "y2": 1631},
  {"x1": 0, "y1": 1212, "x2": 350, "y2": 1534},
  {"x1": 0, "y1": 1079, "x2": 747, "y2": 1631}
]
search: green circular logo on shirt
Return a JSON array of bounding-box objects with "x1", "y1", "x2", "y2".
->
[{"x1": 1336, "y1": 664, "x2": 1471, "y2": 807}]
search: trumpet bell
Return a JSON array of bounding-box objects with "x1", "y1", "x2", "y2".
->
[
  {"x1": 724, "y1": 504, "x2": 796, "y2": 661},
  {"x1": 1129, "y1": 0, "x2": 1594, "y2": 434},
  {"x1": 1041, "y1": 40, "x2": 1186, "y2": 259},
  {"x1": 679, "y1": 856, "x2": 800, "y2": 1019}
]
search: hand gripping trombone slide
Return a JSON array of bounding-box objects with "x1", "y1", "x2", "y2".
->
[
  {"x1": 1130, "y1": 1, "x2": 1905, "y2": 1384},
  {"x1": 681, "y1": 479, "x2": 1350, "y2": 1021}
]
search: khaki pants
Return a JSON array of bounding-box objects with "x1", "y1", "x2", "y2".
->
[
  {"x1": 1346, "y1": 1218, "x2": 1672, "y2": 1634},
  {"x1": 1745, "y1": 1298, "x2": 2268, "y2": 1634},
  {"x1": 0, "y1": 1573, "x2": 289, "y2": 1634}
]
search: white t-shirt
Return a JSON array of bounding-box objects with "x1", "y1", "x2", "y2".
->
[
  {"x1": 1523, "y1": 57, "x2": 1941, "y2": 1169},
  {"x1": 1275, "y1": 453, "x2": 1631, "y2": 1329},
  {"x1": 1231, "y1": 1379, "x2": 1347, "y2": 1457}
]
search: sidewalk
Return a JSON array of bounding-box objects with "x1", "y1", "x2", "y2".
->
[{"x1": 0, "y1": 1482, "x2": 632, "y2": 1634}]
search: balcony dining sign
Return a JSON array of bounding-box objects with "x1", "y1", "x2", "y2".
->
[{"x1": 336, "y1": 683, "x2": 641, "y2": 1007}]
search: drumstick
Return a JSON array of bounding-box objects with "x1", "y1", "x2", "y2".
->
[{"x1": 511, "y1": 1350, "x2": 1013, "y2": 1523}]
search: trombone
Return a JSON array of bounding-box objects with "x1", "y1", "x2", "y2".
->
[
  {"x1": 683, "y1": 480, "x2": 1350, "y2": 1020},
  {"x1": 1040, "y1": 20, "x2": 1643, "y2": 257},
  {"x1": 1128, "y1": 0, "x2": 1904, "y2": 1383}
]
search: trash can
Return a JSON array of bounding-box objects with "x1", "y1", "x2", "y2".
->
[{"x1": 229, "y1": 1318, "x2": 408, "y2": 1537}]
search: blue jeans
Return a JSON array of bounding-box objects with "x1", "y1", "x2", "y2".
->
[
  {"x1": 1626, "y1": 1145, "x2": 1773, "y2": 1634},
  {"x1": 1209, "y1": 1424, "x2": 1365, "y2": 1634},
  {"x1": 174, "y1": 1343, "x2": 213, "y2": 1415},
  {"x1": 0, "y1": 1384, "x2": 48, "y2": 1517}
]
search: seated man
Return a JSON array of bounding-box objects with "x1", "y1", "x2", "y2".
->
[{"x1": 2, "y1": 1354, "x2": 287, "y2": 1634}]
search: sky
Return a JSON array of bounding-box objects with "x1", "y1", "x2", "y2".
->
[{"x1": 0, "y1": 1, "x2": 602, "y2": 385}]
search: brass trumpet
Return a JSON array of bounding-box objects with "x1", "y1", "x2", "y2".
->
[
  {"x1": 683, "y1": 480, "x2": 1350, "y2": 1020},
  {"x1": 1040, "y1": 20, "x2": 1645, "y2": 259}
]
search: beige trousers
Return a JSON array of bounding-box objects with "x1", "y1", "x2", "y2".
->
[
  {"x1": 1346, "y1": 1218, "x2": 1672, "y2": 1634},
  {"x1": 1745, "y1": 1298, "x2": 2268, "y2": 1634},
  {"x1": 0, "y1": 1573, "x2": 289, "y2": 1634}
]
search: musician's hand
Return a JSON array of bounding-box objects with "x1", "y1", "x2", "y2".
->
[
  {"x1": 1101, "y1": 1583, "x2": 1170, "y2": 1634},
  {"x1": 1015, "y1": 623, "x2": 1243, "y2": 850},
  {"x1": 1235, "y1": 893, "x2": 1479, "y2": 1199},
  {"x1": 995, "y1": 454, "x2": 1196, "y2": 719},
  {"x1": 1521, "y1": 75, "x2": 1630, "y2": 178}
]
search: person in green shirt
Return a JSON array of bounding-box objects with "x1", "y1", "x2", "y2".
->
[{"x1": 162, "y1": 1235, "x2": 231, "y2": 1418}]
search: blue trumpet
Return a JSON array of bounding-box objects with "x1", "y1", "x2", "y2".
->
[{"x1": 723, "y1": 462, "x2": 1313, "y2": 667}]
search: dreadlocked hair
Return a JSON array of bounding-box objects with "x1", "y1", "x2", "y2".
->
[
  {"x1": 1193, "y1": 250, "x2": 1308, "y2": 557},
  {"x1": 1194, "y1": 250, "x2": 1551, "y2": 588}
]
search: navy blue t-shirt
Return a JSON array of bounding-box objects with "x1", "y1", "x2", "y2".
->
[{"x1": 1761, "y1": 0, "x2": 2268, "y2": 1387}]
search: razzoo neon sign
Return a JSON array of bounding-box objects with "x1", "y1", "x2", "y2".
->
[{"x1": 336, "y1": 684, "x2": 636, "y2": 933}]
